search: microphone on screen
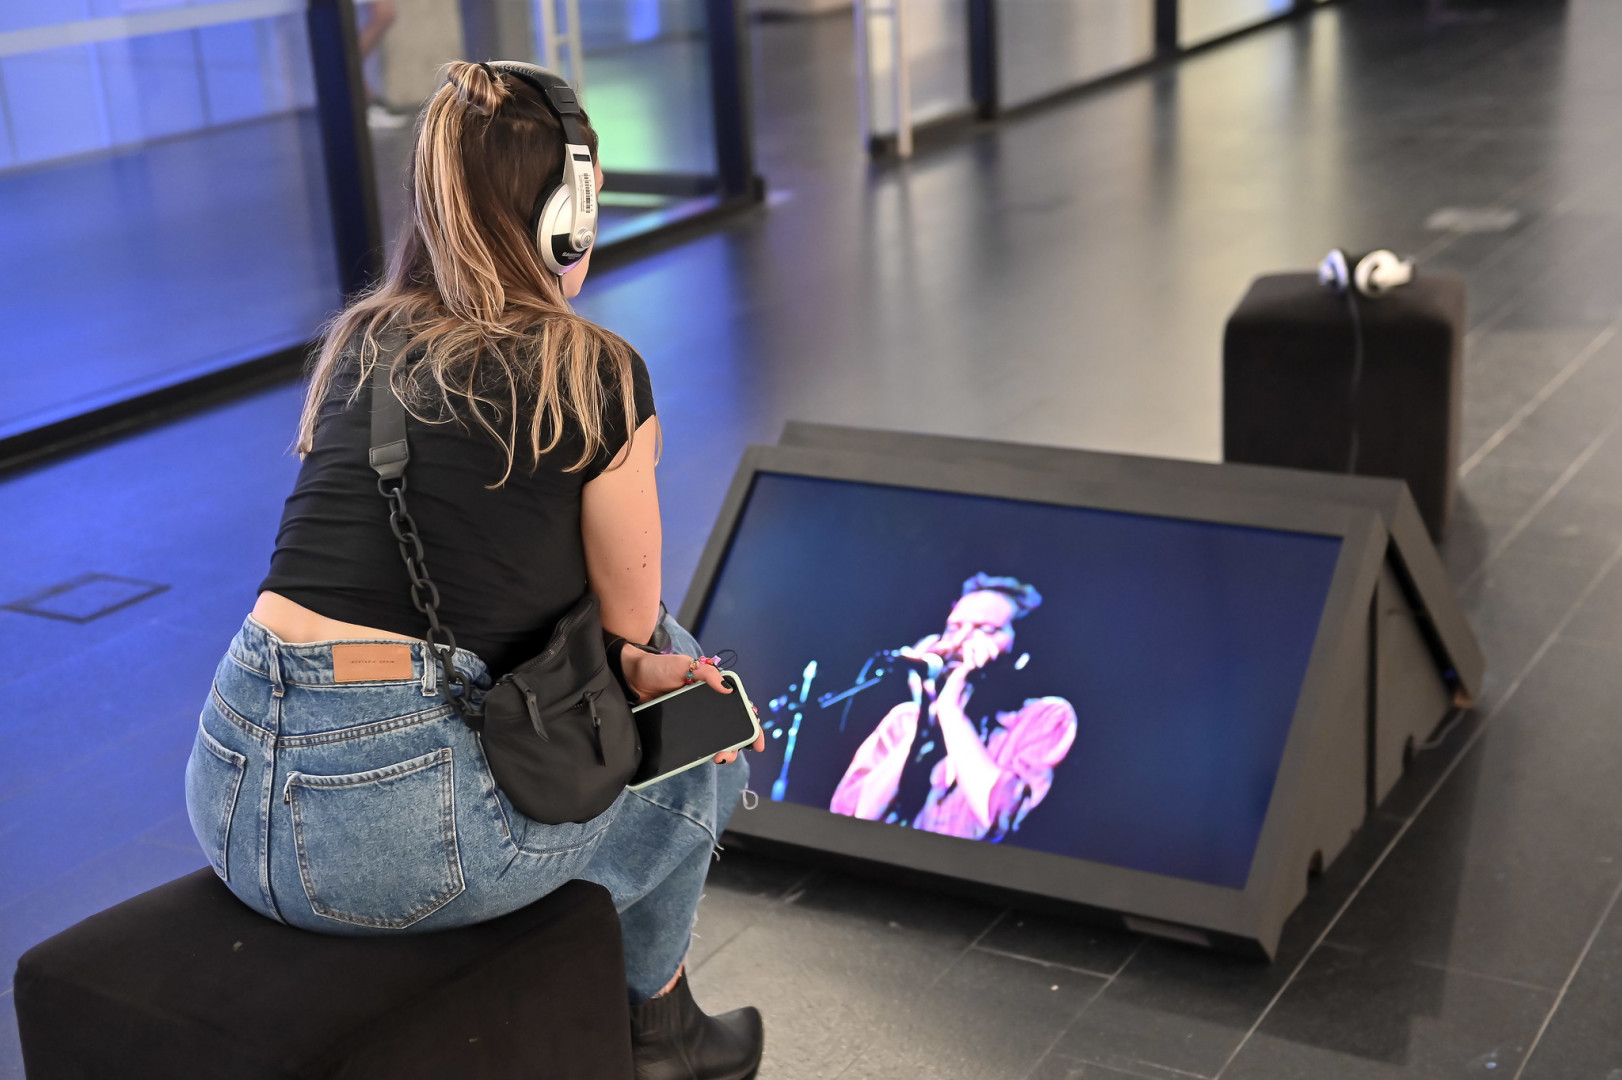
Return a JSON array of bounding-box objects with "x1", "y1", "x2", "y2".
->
[{"x1": 880, "y1": 645, "x2": 946, "y2": 681}]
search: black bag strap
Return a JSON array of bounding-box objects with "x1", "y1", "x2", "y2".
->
[
  {"x1": 368, "y1": 360, "x2": 409, "y2": 482},
  {"x1": 367, "y1": 359, "x2": 484, "y2": 726}
]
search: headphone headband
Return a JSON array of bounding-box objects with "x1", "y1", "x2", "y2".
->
[
  {"x1": 481, "y1": 60, "x2": 598, "y2": 275},
  {"x1": 484, "y1": 61, "x2": 590, "y2": 149}
]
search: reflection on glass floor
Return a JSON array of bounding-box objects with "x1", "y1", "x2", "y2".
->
[
  {"x1": 0, "y1": 113, "x2": 341, "y2": 440},
  {"x1": 599, "y1": 193, "x2": 723, "y2": 246},
  {"x1": 0, "y1": 14, "x2": 732, "y2": 444}
]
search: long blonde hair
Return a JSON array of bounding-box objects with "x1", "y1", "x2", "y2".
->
[{"x1": 296, "y1": 61, "x2": 638, "y2": 483}]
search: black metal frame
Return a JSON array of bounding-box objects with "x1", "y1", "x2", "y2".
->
[
  {"x1": 707, "y1": 0, "x2": 760, "y2": 201},
  {"x1": 967, "y1": 0, "x2": 999, "y2": 119},
  {"x1": 0, "y1": 0, "x2": 763, "y2": 476},
  {"x1": 308, "y1": 0, "x2": 383, "y2": 298}
]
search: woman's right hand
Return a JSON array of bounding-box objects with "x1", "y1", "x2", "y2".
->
[
  {"x1": 619, "y1": 645, "x2": 729, "y2": 703},
  {"x1": 618, "y1": 646, "x2": 767, "y2": 763}
]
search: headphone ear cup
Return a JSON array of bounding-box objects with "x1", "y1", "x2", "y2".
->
[
  {"x1": 535, "y1": 183, "x2": 588, "y2": 276},
  {"x1": 1353, "y1": 249, "x2": 1414, "y2": 297}
]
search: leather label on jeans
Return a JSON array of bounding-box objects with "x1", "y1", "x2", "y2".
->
[{"x1": 332, "y1": 643, "x2": 415, "y2": 682}]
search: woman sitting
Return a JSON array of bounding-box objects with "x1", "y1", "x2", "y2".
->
[{"x1": 184, "y1": 60, "x2": 763, "y2": 1079}]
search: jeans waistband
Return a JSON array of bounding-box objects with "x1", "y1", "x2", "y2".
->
[{"x1": 229, "y1": 615, "x2": 491, "y2": 692}]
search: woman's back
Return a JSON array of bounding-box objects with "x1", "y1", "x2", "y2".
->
[{"x1": 260, "y1": 351, "x2": 654, "y2": 676}]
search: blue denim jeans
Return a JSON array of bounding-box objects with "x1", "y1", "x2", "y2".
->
[{"x1": 184, "y1": 613, "x2": 748, "y2": 1002}]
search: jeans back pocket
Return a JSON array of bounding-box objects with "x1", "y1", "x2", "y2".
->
[
  {"x1": 185, "y1": 723, "x2": 247, "y2": 881},
  {"x1": 285, "y1": 747, "x2": 465, "y2": 929}
]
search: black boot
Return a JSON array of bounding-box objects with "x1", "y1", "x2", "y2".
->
[{"x1": 629, "y1": 971, "x2": 763, "y2": 1080}]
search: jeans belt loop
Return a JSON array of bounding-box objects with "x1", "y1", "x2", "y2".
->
[
  {"x1": 267, "y1": 638, "x2": 286, "y2": 699},
  {"x1": 421, "y1": 646, "x2": 439, "y2": 697}
]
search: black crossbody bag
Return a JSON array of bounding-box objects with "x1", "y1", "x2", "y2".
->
[{"x1": 366, "y1": 362, "x2": 641, "y2": 825}]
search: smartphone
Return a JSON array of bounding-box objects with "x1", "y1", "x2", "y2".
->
[{"x1": 629, "y1": 670, "x2": 761, "y2": 790}]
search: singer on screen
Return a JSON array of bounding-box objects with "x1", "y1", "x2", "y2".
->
[{"x1": 830, "y1": 574, "x2": 1077, "y2": 841}]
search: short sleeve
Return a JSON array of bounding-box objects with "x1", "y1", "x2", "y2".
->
[
  {"x1": 935, "y1": 697, "x2": 1075, "y2": 838},
  {"x1": 583, "y1": 351, "x2": 656, "y2": 481}
]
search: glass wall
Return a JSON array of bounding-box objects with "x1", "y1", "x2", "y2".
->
[
  {"x1": 362, "y1": 0, "x2": 729, "y2": 251},
  {"x1": 860, "y1": 0, "x2": 973, "y2": 144},
  {"x1": 0, "y1": 1, "x2": 341, "y2": 439},
  {"x1": 1180, "y1": 0, "x2": 1296, "y2": 50},
  {"x1": 997, "y1": 0, "x2": 1155, "y2": 111}
]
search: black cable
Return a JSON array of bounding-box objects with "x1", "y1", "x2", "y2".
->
[{"x1": 1344, "y1": 284, "x2": 1365, "y2": 474}]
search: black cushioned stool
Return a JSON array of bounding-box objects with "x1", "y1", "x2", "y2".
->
[
  {"x1": 1224, "y1": 271, "x2": 1466, "y2": 539},
  {"x1": 14, "y1": 870, "x2": 632, "y2": 1079}
]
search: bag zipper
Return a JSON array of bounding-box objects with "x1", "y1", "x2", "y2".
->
[
  {"x1": 510, "y1": 674, "x2": 549, "y2": 741},
  {"x1": 533, "y1": 600, "x2": 595, "y2": 666},
  {"x1": 583, "y1": 690, "x2": 606, "y2": 766}
]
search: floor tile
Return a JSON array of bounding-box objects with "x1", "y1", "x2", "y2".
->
[
  {"x1": 1453, "y1": 458, "x2": 1567, "y2": 536},
  {"x1": 1494, "y1": 489, "x2": 1622, "y2": 572},
  {"x1": 1457, "y1": 328, "x2": 1612, "y2": 450},
  {"x1": 1454, "y1": 555, "x2": 1595, "y2": 701},
  {"x1": 975, "y1": 911, "x2": 1143, "y2": 979},
  {"x1": 1517, "y1": 883, "x2": 1622, "y2": 1080},
  {"x1": 134, "y1": 812, "x2": 207, "y2": 857},
  {"x1": 0, "y1": 716, "x2": 195, "y2": 912},
  {"x1": 0, "y1": 618, "x2": 220, "y2": 803},
  {"x1": 1559, "y1": 554, "x2": 1622, "y2": 648},
  {"x1": 1028, "y1": 1053, "x2": 1184, "y2": 1080},
  {"x1": 839, "y1": 948, "x2": 1108, "y2": 1080},
  {"x1": 0, "y1": 837, "x2": 207, "y2": 993},
  {"x1": 1050, "y1": 816, "x2": 1404, "y2": 1079},
  {"x1": 0, "y1": 991, "x2": 19, "y2": 1080},
  {"x1": 1438, "y1": 501, "x2": 1515, "y2": 585},
  {"x1": 688, "y1": 871, "x2": 1001, "y2": 1080},
  {"x1": 690, "y1": 850, "x2": 817, "y2": 972},
  {"x1": 1223, "y1": 944, "x2": 1553, "y2": 1079},
  {"x1": 1327, "y1": 639, "x2": 1622, "y2": 988}
]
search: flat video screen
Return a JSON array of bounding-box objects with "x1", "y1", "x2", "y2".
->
[{"x1": 693, "y1": 473, "x2": 1343, "y2": 890}]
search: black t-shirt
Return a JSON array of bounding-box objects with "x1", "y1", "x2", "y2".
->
[{"x1": 260, "y1": 350, "x2": 655, "y2": 677}]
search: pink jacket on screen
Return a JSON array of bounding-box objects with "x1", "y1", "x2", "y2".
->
[{"x1": 830, "y1": 696, "x2": 1077, "y2": 841}]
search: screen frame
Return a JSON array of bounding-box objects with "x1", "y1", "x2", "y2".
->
[{"x1": 680, "y1": 444, "x2": 1387, "y2": 952}]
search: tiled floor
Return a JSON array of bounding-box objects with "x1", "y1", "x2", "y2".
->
[{"x1": 6, "y1": 0, "x2": 1622, "y2": 1077}]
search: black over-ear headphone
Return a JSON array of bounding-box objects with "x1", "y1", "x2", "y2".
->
[{"x1": 483, "y1": 61, "x2": 598, "y2": 276}]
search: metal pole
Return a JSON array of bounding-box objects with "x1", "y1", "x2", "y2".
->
[
  {"x1": 705, "y1": 0, "x2": 758, "y2": 200},
  {"x1": 306, "y1": 0, "x2": 382, "y2": 297},
  {"x1": 562, "y1": 0, "x2": 585, "y2": 97},
  {"x1": 853, "y1": 0, "x2": 870, "y2": 153},
  {"x1": 856, "y1": 0, "x2": 912, "y2": 158},
  {"x1": 458, "y1": 0, "x2": 497, "y2": 61},
  {"x1": 535, "y1": 0, "x2": 559, "y2": 70},
  {"x1": 968, "y1": 0, "x2": 997, "y2": 119},
  {"x1": 1154, "y1": 0, "x2": 1179, "y2": 57},
  {"x1": 891, "y1": 0, "x2": 911, "y2": 158}
]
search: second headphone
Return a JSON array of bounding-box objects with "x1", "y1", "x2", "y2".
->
[
  {"x1": 1318, "y1": 248, "x2": 1414, "y2": 298},
  {"x1": 484, "y1": 61, "x2": 599, "y2": 276}
]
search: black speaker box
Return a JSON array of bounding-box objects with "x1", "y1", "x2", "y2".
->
[{"x1": 1223, "y1": 271, "x2": 1466, "y2": 540}]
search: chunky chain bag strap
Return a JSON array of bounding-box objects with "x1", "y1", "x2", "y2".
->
[{"x1": 366, "y1": 359, "x2": 641, "y2": 824}]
